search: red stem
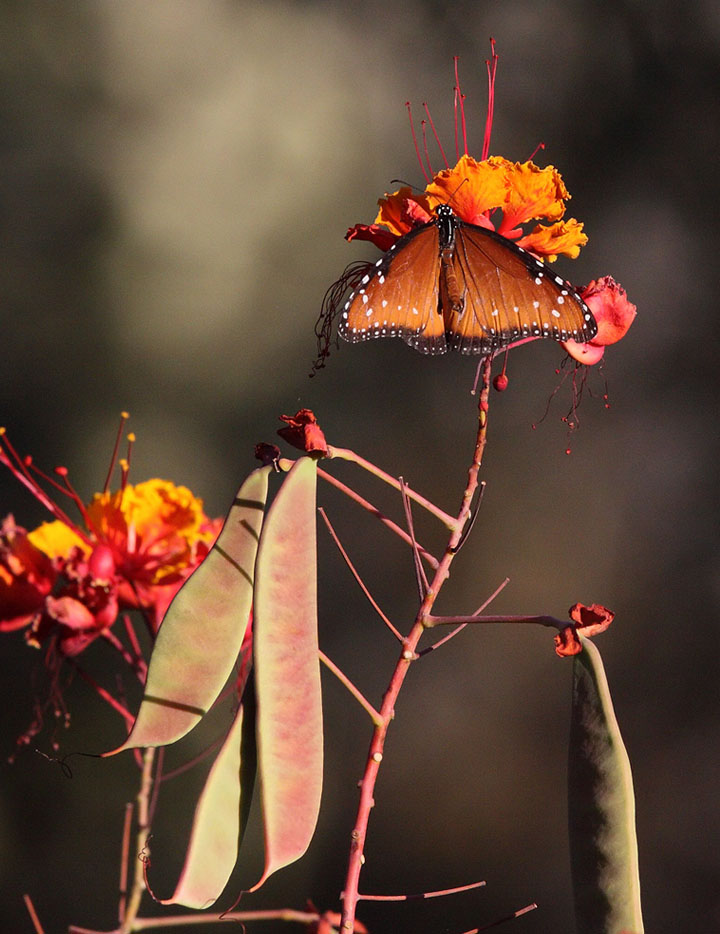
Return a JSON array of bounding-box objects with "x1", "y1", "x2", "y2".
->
[{"x1": 340, "y1": 358, "x2": 493, "y2": 932}]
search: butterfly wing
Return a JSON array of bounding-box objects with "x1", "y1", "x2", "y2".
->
[
  {"x1": 443, "y1": 223, "x2": 597, "y2": 354},
  {"x1": 339, "y1": 222, "x2": 447, "y2": 354}
]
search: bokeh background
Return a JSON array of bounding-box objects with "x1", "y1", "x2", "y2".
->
[{"x1": 1, "y1": 2, "x2": 718, "y2": 932}]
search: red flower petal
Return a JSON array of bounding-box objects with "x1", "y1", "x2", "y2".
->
[
  {"x1": 581, "y1": 277, "x2": 637, "y2": 347},
  {"x1": 345, "y1": 223, "x2": 398, "y2": 251}
]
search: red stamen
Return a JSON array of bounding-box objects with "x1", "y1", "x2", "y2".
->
[
  {"x1": 103, "y1": 411, "x2": 130, "y2": 494},
  {"x1": 527, "y1": 140, "x2": 545, "y2": 162},
  {"x1": 454, "y1": 56, "x2": 468, "y2": 156},
  {"x1": 406, "y1": 101, "x2": 430, "y2": 184},
  {"x1": 0, "y1": 431, "x2": 84, "y2": 534},
  {"x1": 420, "y1": 119, "x2": 435, "y2": 178},
  {"x1": 422, "y1": 102, "x2": 449, "y2": 169},
  {"x1": 481, "y1": 38, "x2": 498, "y2": 161},
  {"x1": 55, "y1": 468, "x2": 95, "y2": 532}
]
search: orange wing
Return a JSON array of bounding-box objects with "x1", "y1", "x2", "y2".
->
[
  {"x1": 442, "y1": 223, "x2": 597, "y2": 354},
  {"x1": 339, "y1": 223, "x2": 448, "y2": 354}
]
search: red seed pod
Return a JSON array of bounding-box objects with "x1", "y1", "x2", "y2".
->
[{"x1": 493, "y1": 373, "x2": 509, "y2": 392}]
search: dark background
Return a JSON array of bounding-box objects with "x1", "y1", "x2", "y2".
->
[{"x1": 1, "y1": 2, "x2": 718, "y2": 932}]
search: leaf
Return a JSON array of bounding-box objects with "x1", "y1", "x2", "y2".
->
[
  {"x1": 569, "y1": 636, "x2": 644, "y2": 934},
  {"x1": 106, "y1": 467, "x2": 270, "y2": 754},
  {"x1": 251, "y1": 456, "x2": 322, "y2": 890},
  {"x1": 158, "y1": 697, "x2": 257, "y2": 908}
]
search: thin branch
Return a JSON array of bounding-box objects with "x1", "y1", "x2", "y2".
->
[
  {"x1": 450, "y1": 480, "x2": 486, "y2": 554},
  {"x1": 462, "y1": 902, "x2": 538, "y2": 933},
  {"x1": 318, "y1": 507, "x2": 403, "y2": 642},
  {"x1": 328, "y1": 446, "x2": 458, "y2": 529},
  {"x1": 340, "y1": 357, "x2": 494, "y2": 934},
  {"x1": 418, "y1": 578, "x2": 510, "y2": 656},
  {"x1": 318, "y1": 467, "x2": 439, "y2": 569},
  {"x1": 399, "y1": 476, "x2": 428, "y2": 600},
  {"x1": 424, "y1": 613, "x2": 565, "y2": 630},
  {"x1": 130, "y1": 909, "x2": 321, "y2": 929},
  {"x1": 22, "y1": 894, "x2": 45, "y2": 934},
  {"x1": 319, "y1": 650, "x2": 383, "y2": 726},
  {"x1": 353, "y1": 878, "x2": 486, "y2": 901},
  {"x1": 118, "y1": 802, "x2": 133, "y2": 923},
  {"x1": 119, "y1": 748, "x2": 155, "y2": 934}
]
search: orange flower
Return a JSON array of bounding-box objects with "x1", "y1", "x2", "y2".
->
[
  {"x1": 349, "y1": 153, "x2": 587, "y2": 264},
  {"x1": 317, "y1": 46, "x2": 636, "y2": 374},
  {"x1": 0, "y1": 420, "x2": 219, "y2": 654}
]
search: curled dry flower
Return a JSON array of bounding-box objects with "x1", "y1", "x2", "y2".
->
[
  {"x1": 555, "y1": 602, "x2": 615, "y2": 657},
  {"x1": 278, "y1": 409, "x2": 329, "y2": 455}
]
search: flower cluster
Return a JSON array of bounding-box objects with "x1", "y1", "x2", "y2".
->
[
  {"x1": 0, "y1": 423, "x2": 219, "y2": 657},
  {"x1": 327, "y1": 49, "x2": 636, "y2": 366}
]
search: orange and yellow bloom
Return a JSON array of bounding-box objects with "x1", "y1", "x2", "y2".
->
[{"x1": 0, "y1": 425, "x2": 219, "y2": 656}]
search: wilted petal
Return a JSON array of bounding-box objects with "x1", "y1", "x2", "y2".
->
[
  {"x1": 582, "y1": 277, "x2": 637, "y2": 346},
  {"x1": 569, "y1": 602, "x2": 615, "y2": 637}
]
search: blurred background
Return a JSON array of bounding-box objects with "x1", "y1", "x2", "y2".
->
[{"x1": 1, "y1": 1, "x2": 718, "y2": 932}]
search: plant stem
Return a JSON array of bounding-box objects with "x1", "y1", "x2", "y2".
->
[
  {"x1": 339, "y1": 358, "x2": 493, "y2": 932},
  {"x1": 119, "y1": 747, "x2": 155, "y2": 934}
]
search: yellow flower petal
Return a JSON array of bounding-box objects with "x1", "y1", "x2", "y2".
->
[
  {"x1": 87, "y1": 479, "x2": 213, "y2": 584},
  {"x1": 28, "y1": 521, "x2": 89, "y2": 560}
]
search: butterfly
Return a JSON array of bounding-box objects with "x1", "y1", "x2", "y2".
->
[{"x1": 336, "y1": 204, "x2": 597, "y2": 355}]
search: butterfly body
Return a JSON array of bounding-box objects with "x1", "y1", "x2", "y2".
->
[{"x1": 338, "y1": 204, "x2": 597, "y2": 355}]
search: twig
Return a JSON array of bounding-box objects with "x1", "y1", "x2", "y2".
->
[
  {"x1": 318, "y1": 507, "x2": 403, "y2": 642},
  {"x1": 118, "y1": 803, "x2": 133, "y2": 922},
  {"x1": 318, "y1": 467, "x2": 439, "y2": 568},
  {"x1": 462, "y1": 902, "x2": 538, "y2": 932},
  {"x1": 22, "y1": 894, "x2": 45, "y2": 934},
  {"x1": 132, "y1": 909, "x2": 321, "y2": 929},
  {"x1": 328, "y1": 446, "x2": 458, "y2": 529},
  {"x1": 418, "y1": 577, "x2": 510, "y2": 656},
  {"x1": 399, "y1": 476, "x2": 429, "y2": 599},
  {"x1": 353, "y1": 878, "x2": 486, "y2": 901},
  {"x1": 340, "y1": 358, "x2": 494, "y2": 933},
  {"x1": 423, "y1": 613, "x2": 565, "y2": 630},
  {"x1": 119, "y1": 748, "x2": 155, "y2": 933},
  {"x1": 319, "y1": 651, "x2": 383, "y2": 726}
]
